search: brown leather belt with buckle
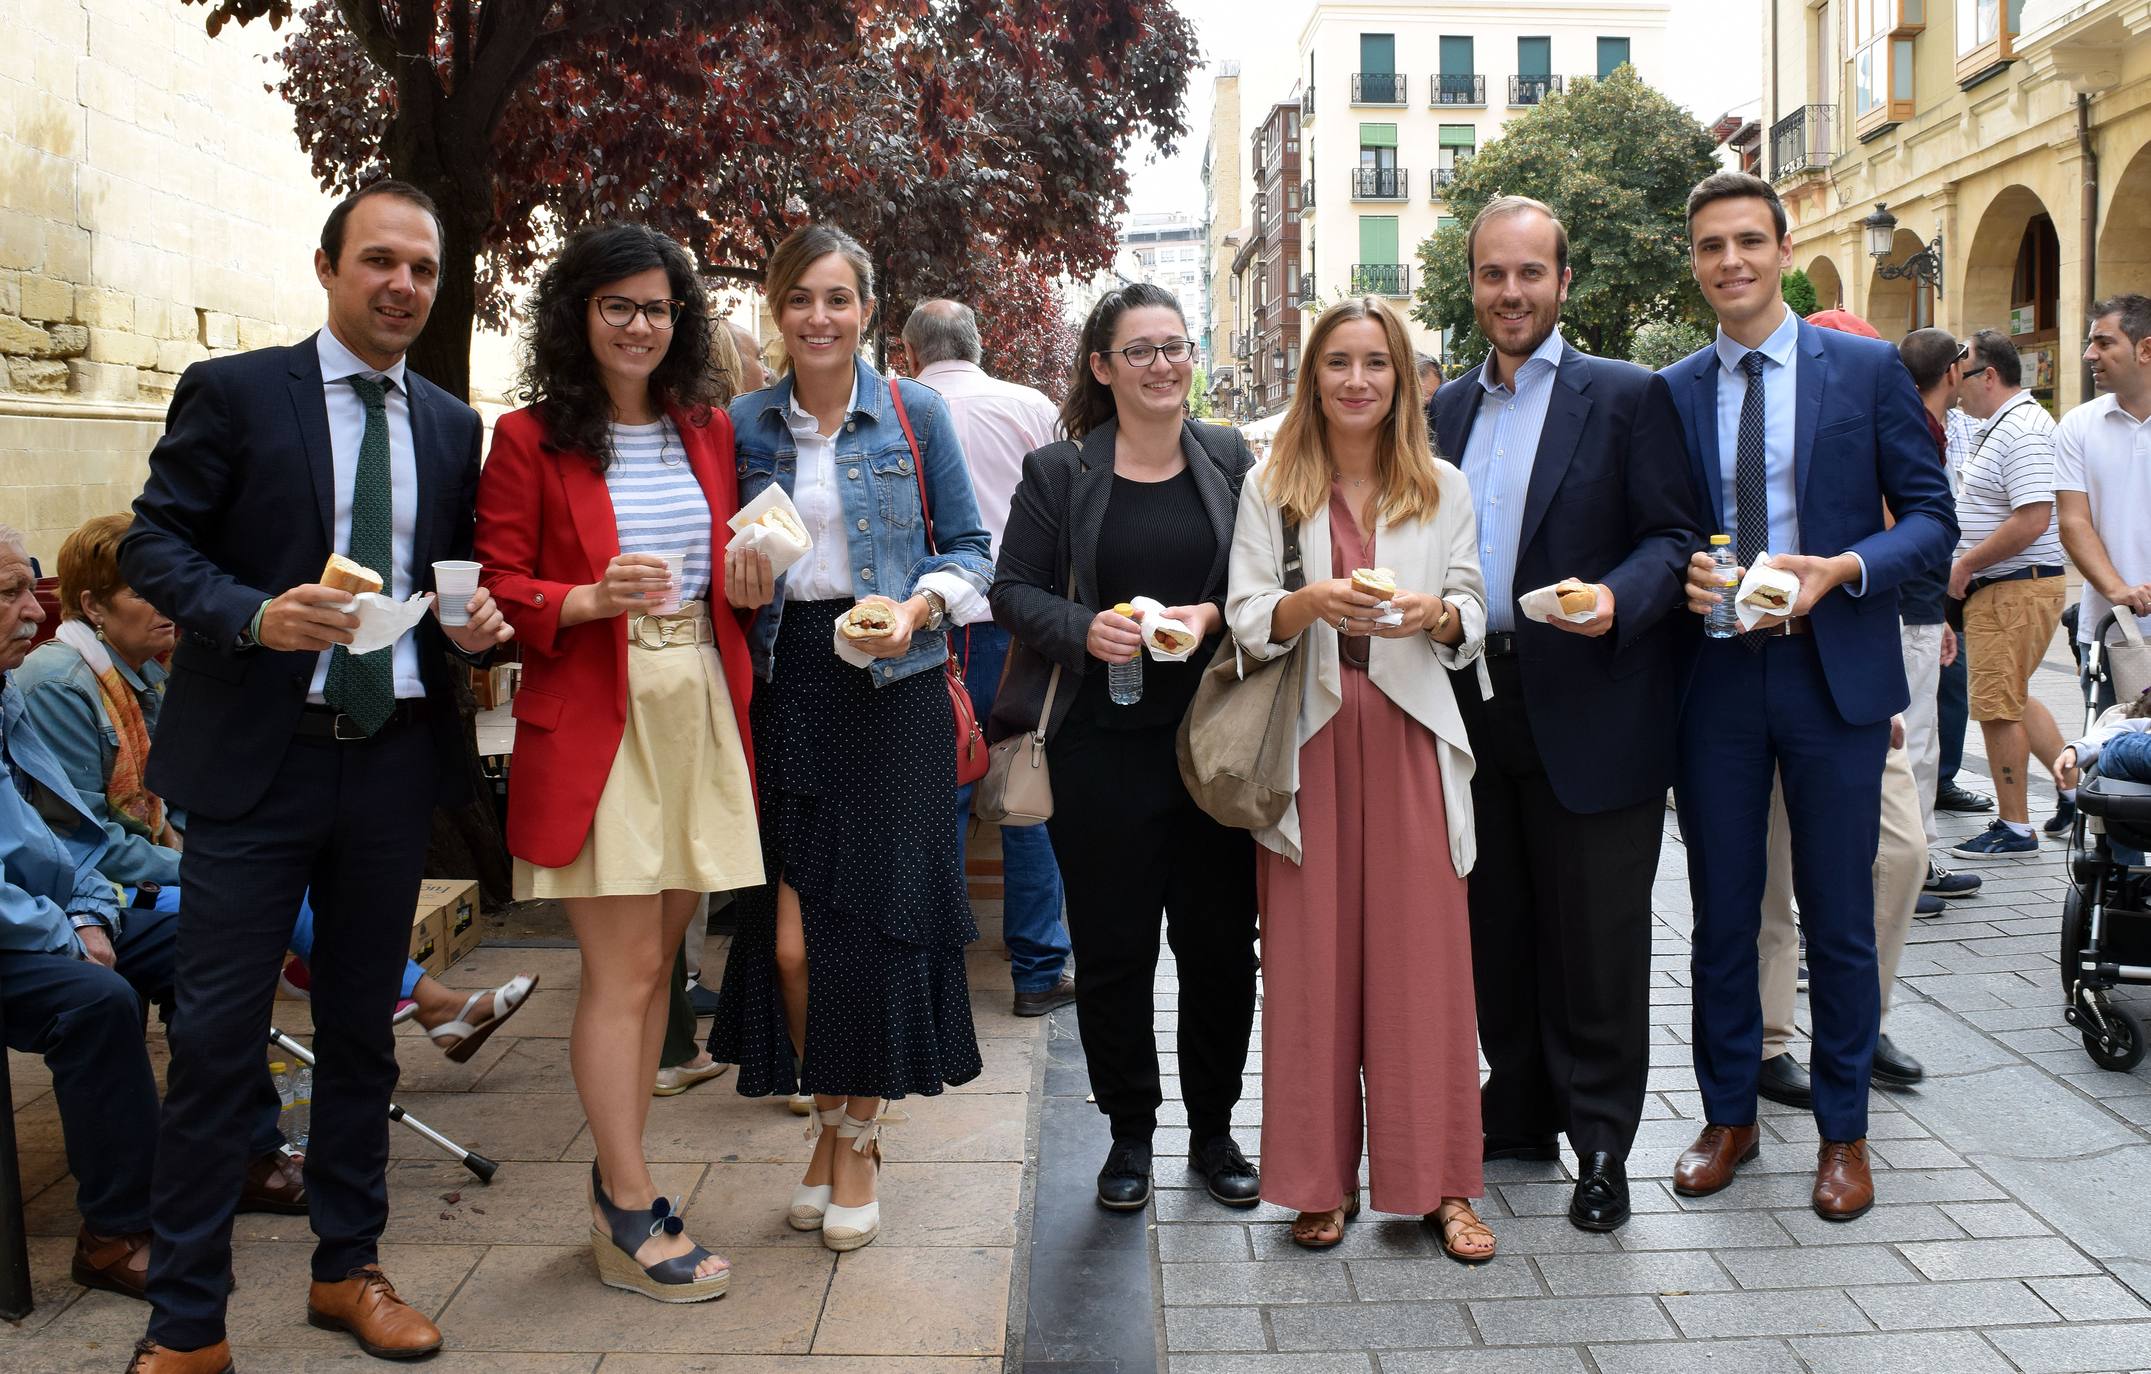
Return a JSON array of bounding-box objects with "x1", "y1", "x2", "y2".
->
[
  {"x1": 1745, "y1": 617, "x2": 1812, "y2": 640},
  {"x1": 296, "y1": 700, "x2": 430, "y2": 741}
]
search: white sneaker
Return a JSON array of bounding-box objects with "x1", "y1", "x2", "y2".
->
[{"x1": 652, "y1": 1059, "x2": 729, "y2": 1097}]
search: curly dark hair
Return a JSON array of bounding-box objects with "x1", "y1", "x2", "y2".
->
[{"x1": 518, "y1": 222, "x2": 716, "y2": 469}]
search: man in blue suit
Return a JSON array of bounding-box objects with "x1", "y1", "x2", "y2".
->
[
  {"x1": 1662, "y1": 173, "x2": 1954, "y2": 1221},
  {"x1": 1434, "y1": 197, "x2": 1705, "y2": 1233},
  {"x1": 119, "y1": 181, "x2": 512, "y2": 1373}
]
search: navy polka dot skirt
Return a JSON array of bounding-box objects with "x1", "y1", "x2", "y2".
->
[{"x1": 710, "y1": 598, "x2": 983, "y2": 1100}]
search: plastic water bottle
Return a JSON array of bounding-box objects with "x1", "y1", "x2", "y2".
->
[
  {"x1": 1705, "y1": 535, "x2": 1741, "y2": 640},
  {"x1": 270, "y1": 1060, "x2": 295, "y2": 1141},
  {"x1": 290, "y1": 1065, "x2": 313, "y2": 1153},
  {"x1": 1108, "y1": 602, "x2": 1144, "y2": 705}
]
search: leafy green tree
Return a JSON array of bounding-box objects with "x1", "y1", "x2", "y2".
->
[
  {"x1": 1412, "y1": 67, "x2": 1720, "y2": 366},
  {"x1": 1627, "y1": 317, "x2": 1712, "y2": 371},
  {"x1": 1189, "y1": 367, "x2": 1213, "y2": 419},
  {"x1": 1781, "y1": 268, "x2": 1819, "y2": 317}
]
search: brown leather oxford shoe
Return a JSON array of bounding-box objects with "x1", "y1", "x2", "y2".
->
[
  {"x1": 72, "y1": 1225, "x2": 152, "y2": 1301},
  {"x1": 1813, "y1": 1138, "x2": 1875, "y2": 1221},
  {"x1": 124, "y1": 1337, "x2": 235, "y2": 1373},
  {"x1": 1671, "y1": 1122, "x2": 1760, "y2": 1197},
  {"x1": 237, "y1": 1149, "x2": 309, "y2": 1216},
  {"x1": 306, "y1": 1265, "x2": 442, "y2": 1360}
]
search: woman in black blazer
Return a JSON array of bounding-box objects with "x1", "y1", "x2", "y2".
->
[{"x1": 990, "y1": 283, "x2": 1260, "y2": 1213}]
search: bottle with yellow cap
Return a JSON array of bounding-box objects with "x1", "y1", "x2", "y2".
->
[{"x1": 1108, "y1": 601, "x2": 1144, "y2": 705}]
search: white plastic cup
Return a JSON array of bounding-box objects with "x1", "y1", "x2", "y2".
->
[
  {"x1": 653, "y1": 553, "x2": 686, "y2": 616},
  {"x1": 432, "y1": 560, "x2": 481, "y2": 626}
]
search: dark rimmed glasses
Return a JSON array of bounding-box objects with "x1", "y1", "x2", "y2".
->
[
  {"x1": 591, "y1": 295, "x2": 686, "y2": 330},
  {"x1": 1099, "y1": 338, "x2": 1196, "y2": 367}
]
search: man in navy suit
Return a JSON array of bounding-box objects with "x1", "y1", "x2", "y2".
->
[
  {"x1": 1661, "y1": 172, "x2": 1955, "y2": 1221},
  {"x1": 119, "y1": 182, "x2": 513, "y2": 1373},
  {"x1": 1434, "y1": 197, "x2": 1705, "y2": 1232}
]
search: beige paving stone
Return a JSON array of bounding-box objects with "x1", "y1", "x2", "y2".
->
[
  {"x1": 7, "y1": 1046, "x2": 53, "y2": 1104},
  {"x1": 811, "y1": 1245, "x2": 1011, "y2": 1357},
  {"x1": 382, "y1": 1159, "x2": 709, "y2": 1246},
  {"x1": 381, "y1": 1089, "x2": 586, "y2": 1163},
  {"x1": 437, "y1": 1243, "x2": 828, "y2": 1353},
  {"x1": 394, "y1": 1025, "x2": 523, "y2": 1091},
  {"x1": 472, "y1": 1034, "x2": 577, "y2": 1094},
  {"x1": 660, "y1": 1160, "x2": 1018, "y2": 1250},
  {"x1": 945, "y1": 1036, "x2": 1035, "y2": 1096},
  {"x1": 440, "y1": 945, "x2": 584, "y2": 991},
  {"x1": 0, "y1": 1235, "x2": 93, "y2": 1337},
  {"x1": 601, "y1": 1358, "x2": 999, "y2": 1373}
]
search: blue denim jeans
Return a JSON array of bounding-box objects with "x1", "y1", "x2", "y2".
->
[{"x1": 953, "y1": 623, "x2": 1070, "y2": 992}]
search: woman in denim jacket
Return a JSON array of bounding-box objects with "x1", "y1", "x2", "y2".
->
[{"x1": 709, "y1": 223, "x2": 993, "y2": 1253}]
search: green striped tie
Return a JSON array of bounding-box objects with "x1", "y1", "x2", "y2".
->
[{"x1": 323, "y1": 375, "x2": 396, "y2": 735}]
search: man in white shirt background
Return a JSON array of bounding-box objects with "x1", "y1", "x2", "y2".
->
[
  {"x1": 2058, "y1": 294, "x2": 2151, "y2": 715},
  {"x1": 904, "y1": 300, "x2": 1075, "y2": 1017}
]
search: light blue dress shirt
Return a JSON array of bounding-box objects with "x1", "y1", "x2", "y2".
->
[
  {"x1": 313, "y1": 327, "x2": 423, "y2": 701},
  {"x1": 1711, "y1": 307, "x2": 1801, "y2": 559},
  {"x1": 1460, "y1": 328, "x2": 1566, "y2": 632}
]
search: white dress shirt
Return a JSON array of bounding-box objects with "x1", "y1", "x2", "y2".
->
[
  {"x1": 313, "y1": 327, "x2": 422, "y2": 700},
  {"x1": 780, "y1": 378, "x2": 988, "y2": 623},
  {"x1": 913, "y1": 359, "x2": 1062, "y2": 559}
]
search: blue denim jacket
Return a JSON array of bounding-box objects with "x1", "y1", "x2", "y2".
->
[
  {"x1": 730, "y1": 358, "x2": 994, "y2": 687},
  {"x1": 0, "y1": 679, "x2": 121, "y2": 956},
  {"x1": 15, "y1": 640, "x2": 183, "y2": 888}
]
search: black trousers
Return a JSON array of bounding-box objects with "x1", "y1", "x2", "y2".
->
[
  {"x1": 146, "y1": 718, "x2": 436, "y2": 1351},
  {"x1": 1455, "y1": 657, "x2": 1660, "y2": 1158},
  {"x1": 1045, "y1": 710, "x2": 1257, "y2": 1145}
]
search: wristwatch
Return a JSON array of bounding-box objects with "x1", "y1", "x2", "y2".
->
[
  {"x1": 70, "y1": 912, "x2": 110, "y2": 933},
  {"x1": 919, "y1": 588, "x2": 950, "y2": 633}
]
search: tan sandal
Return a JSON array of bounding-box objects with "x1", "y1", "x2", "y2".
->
[
  {"x1": 1431, "y1": 1198, "x2": 1496, "y2": 1264},
  {"x1": 1288, "y1": 1192, "x2": 1360, "y2": 1250}
]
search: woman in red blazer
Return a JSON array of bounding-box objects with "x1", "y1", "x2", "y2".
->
[{"x1": 476, "y1": 224, "x2": 759, "y2": 1304}]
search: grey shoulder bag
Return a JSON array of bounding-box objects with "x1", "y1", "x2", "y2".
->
[
  {"x1": 973, "y1": 565, "x2": 1075, "y2": 827},
  {"x1": 1176, "y1": 518, "x2": 1307, "y2": 830}
]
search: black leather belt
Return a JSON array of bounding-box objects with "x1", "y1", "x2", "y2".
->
[
  {"x1": 1968, "y1": 564, "x2": 2066, "y2": 598},
  {"x1": 296, "y1": 699, "x2": 430, "y2": 741},
  {"x1": 1482, "y1": 631, "x2": 1519, "y2": 659},
  {"x1": 1745, "y1": 617, "x2": 1811, "y2": 640}
]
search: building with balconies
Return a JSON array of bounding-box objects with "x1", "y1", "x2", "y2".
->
[
  {"x1": 1763, "y1": 0, "x2": 2151, "y2": 412},
  {"x1": 1293, "y1": 0, "x2": 1671, "y2": 360},
  {"x1": 1239, "y1": 100, "x2": 1306, "y2": 417},
  {"x1": 1203, "y1": 64, "x2": 1248, "y2": 405}
]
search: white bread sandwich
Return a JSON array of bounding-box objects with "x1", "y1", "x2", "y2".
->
[
  {"x1": 321, "y1": 553, "x2": 384, "y2": 598},
  {"x1": 754, "y1": 505, "x2": 809, "y2": 546},
  {"x1": 1555, "y1": 579, "x2": 1597, "y2": 616},
  {"x1": 1349, "y1": 566, "x2": 1397, "y2": 600},
  {"x1": 838, "y1": 602, "x2": 897, "y2": 640}
]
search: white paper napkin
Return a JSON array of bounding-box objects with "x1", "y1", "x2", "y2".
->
[
  {"x1": 726, "y1": 485, "x2": 813, "y2": 577},
  {"x1": 1127, "y1": 596, "x2": 1200, "y2": 662},
  {"x1": 1733, "y1": 560, "x2": 1802, "y2": 631},
  {"x1": 1518, "y1": 581, "x2": 1599, "y2": 625},
  {"x1": 343, "y1": 591, "x2": 435, "y2": 657}
]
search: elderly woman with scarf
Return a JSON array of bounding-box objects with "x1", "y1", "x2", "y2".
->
[{"x1": 15, "y1": 514, "x2": 535, "y2": 1058}]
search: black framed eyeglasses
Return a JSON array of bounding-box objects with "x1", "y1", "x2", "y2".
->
[
  {"x1": 591, "y1": 295, "x2": 685, "y2": 330},
  {"x1": 1099, "y1": 338, "x2": 1196, "y2": 367}
]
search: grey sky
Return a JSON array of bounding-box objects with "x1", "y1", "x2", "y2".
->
[{"x1": 1126, "y1": 0, "x2": 1761, "y2": 217}]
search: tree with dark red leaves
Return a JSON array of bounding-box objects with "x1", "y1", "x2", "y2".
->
[{"x1": 190, "y1": 0, "x2": 1194, "y2": 400}]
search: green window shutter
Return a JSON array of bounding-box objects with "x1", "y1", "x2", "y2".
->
[
  {"x1": 1597, "y1": 37, "x2": 1630, "y2": 78},
  {"x1": 1438, "y1": 125, "x2": 1475, "y2": 148},
  {"x1": 1360, "y1": 33, "x2": 1396, "y2": 74},
  {"x1": 1518, "y1": 36, "x2": 1551, "y2": 76},
  {"x1": 1437, "y1": 216, "x2": 1458, "y2": 234},
  {"x1": 1359, "y1": 122, "x2": 1399, "y2": 148},
  {"x1": 1358, "y1": 216, "x2": 1400, "y2": 264},
  {"x1": 1440, "y1": 36, "x2": 1474, "y2": 75}
]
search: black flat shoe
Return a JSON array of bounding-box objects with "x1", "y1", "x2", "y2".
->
[
  {"x1": 1190, "y1": 1135, "x2": 1261, "y2": 1208},
  {"x1": 1871, "y1": 1033, "x2": 1925, "y2": 1087},
  {"x1": 1568, "y1": 1152, "x2": 1630, "y2": 1232},
  {"x1": 1096, "y1": 1139, "x2": 1153, "y2": 1211},
  {"x1": 1482, "y1": 1133, "x2": 1559, "y2": 1162},
  {"x1": 1758, "y1": 1052, "x2": 1813, "y2": 1109}
]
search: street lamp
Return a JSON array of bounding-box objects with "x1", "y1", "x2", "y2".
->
[{"x1": 1864, "y1": 203, "x2": 1945, "y2": 299}]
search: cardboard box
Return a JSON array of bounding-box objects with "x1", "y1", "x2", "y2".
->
[
  {"x1": 409, "y1": 900, "x2": 446, "y2": 978},
  {"x1": 418, "y1": 878, "x2": 483, "y2": 967}
]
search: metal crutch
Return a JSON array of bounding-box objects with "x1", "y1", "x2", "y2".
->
[{"x1": 268, "y1": 1025, "x2": 498, "y2": 1183}]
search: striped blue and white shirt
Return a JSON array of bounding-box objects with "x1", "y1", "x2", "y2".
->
[
  {"x1": 607, "y1": 419, "x2": 712, "y2": 602},
  {"x1": 1460, "y1": 328, "x2": 1565, "y2": 632}
]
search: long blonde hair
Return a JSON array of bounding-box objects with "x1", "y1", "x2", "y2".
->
[{"x1": 1261, "y1": 297, "x2": 1442, "y2": 526}]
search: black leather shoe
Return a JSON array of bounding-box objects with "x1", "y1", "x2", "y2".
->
[
  {"x1": 1483, "y1": 1133, "x2": 1559, "y2": 1162},
  {"x1": 1871, "y1": 1033, "x2": 1925, "y2": 1087},
  {"x1": 1096, "y1": 1139, "x2": 1153, "y2": 1211},
  {"x1": 1758, "y1": 1052, "x2": 1813, "y2": 1109},
  {"x1": 685, "y1": 981, "x2": 720, "y2": 1017},
  {"x1": 1935, "y1": 783, "x2": 1995, "y2": 814},
  {"x1": 1190, "y1": 1135, "x2": 1261, "y2": 1208},
  {"x1": 1568, "y1": 1152, "x2": 1630, "y2": 1232},
  {"x1": 1014, "y1": 971, "x2": 1078, "y2": 1018}
]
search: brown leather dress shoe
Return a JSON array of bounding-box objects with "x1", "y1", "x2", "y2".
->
[
  {"x1": 306, "y1": 1265, "x2": 443, "y2": 1360},
  {"x1": 72, "y1": 1225, "x2": 152, "y2": 1301},
  {"x1": 1813, "y1": 1138, "x2": 1875, "y2": 1221},
  {"x1": 124, "y1": 1337, "x2": 235, "y2": 1373},
  {"x1": 1672, "y1": 1122, "x2": 1760, "y2": 1197},
  {"x1": 237, "y1": 1149, "x2": 308, "y2": 1216}
]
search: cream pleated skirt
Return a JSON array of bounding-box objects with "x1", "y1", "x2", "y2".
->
[{"x1": 514, "y1": 604, "x2": 763, "y2": 900}]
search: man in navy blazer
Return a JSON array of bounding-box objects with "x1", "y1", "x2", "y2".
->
[
  {"x1": 118, "y1": 182, "x2": 511, "y2": 1373},
  {"x1": 1435, "y1": 198, "x2": 1706, "y2": 1233},
  {"x1": 1661, "y1": 173, "x2": 1955, "y2": 1222}
]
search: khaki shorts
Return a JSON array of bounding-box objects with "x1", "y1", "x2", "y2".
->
[{"x1": 1964, "y1": 575, "x2": 2066, "y2": 723}]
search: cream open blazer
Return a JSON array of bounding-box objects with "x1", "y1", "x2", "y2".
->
[{"x1": 1225, "y1": 458, "x2": 1490, "y2": 874}]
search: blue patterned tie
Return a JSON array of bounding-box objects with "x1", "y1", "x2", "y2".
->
[
  {"x1": 1735, "y1": 351, "x2": 1769, "y2": 568},
  {"x1": 323, "y1": 376, "x2": 395, "y2": 735}
]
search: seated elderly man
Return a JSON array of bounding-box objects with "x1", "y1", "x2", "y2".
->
[
  {"x1": 15, "y1": 514, "x2": 534, "y2": 1056},
  {"x1": 0, "y1": 525, "x2": 298, "y2": 1303}
]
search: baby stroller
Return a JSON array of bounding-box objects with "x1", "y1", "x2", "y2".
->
[{"x1": 2061, "y1": 608, "x2": 2151, "y2": 1071}]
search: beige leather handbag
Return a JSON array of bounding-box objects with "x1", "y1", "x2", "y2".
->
[{"x1": 974, "y1": 565, "x2": 1075, "y2": 827}]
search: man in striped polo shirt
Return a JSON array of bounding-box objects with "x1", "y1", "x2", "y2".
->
[{"x1": 1947, "y1": 329, "x2": 2072, "y2": 857}]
